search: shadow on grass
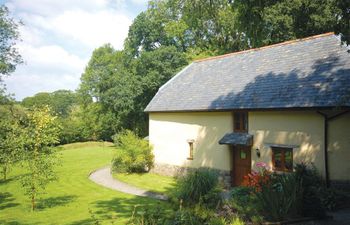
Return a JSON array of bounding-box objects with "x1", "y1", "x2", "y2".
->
[
  {"x1": 69, "y1": 218, "x2": 94, "y2": 225},
  {"x1": 0, "y1": 192, "x2": 20, "y2": 210},
  {"x1": 0, "y1": 176, "x2": 21, "y2": 186},
  {"x1": 70, "y1": 195, "x2": 173, "y2": 224},
  {"x1": 0, "y1": 221, "x2": 37, "y2": 225},
  {"x1": 37, "y1": 195, "x2": 77, "y2": 210}
]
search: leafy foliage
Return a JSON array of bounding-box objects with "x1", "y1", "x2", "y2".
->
[
  {"x1": 21, "y1": 90, "x2": 78, "y2": 117},
  {"x1": 232, "y1": 0, "x2": 348, "y2": 48},
  {"x1": 78, "y1": 44, "x2": 187, "y2": 139},
  {"x1": 174, "y1": 168, "x2": 221, "y2": 206},
  {"x1": 0, "y1": 103, "x2": 25, "y2": 179},
  {"x1": 230, "y1": 187, "x2": 262, "y2": 223},
  {"x1": 242, "y1": 164, "x2": 271, "y2": 192},
  {"x1": 0, "y1": 5, "x2": 22, "y2": 76},
  {"x1": 254, "y1": 174, "x2": 303, "y2": 222},
  {"x1": 294, "y1": 163, "x2": 326, "y2": 217},
  {"x1": 20, "y1": 106, "x2": 61, "y2": 210},
  {"x1": 112, "y1": 130, "x2": 154, "y2": 173},
  {"x1": 127, "y1": 201, "x2": 246, "y2": 225}
]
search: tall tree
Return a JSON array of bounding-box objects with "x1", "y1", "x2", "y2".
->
[
  {"x1": 0, "y1": 5, "x2": 22, "y2": 76},
  {"x1": 20, "y1": 106, "x2": 61, "y2": 210},
  {"x1": 22, "y1": 92, "x2": 51, "y2": 108},
  {"x1": 0, "y1": 103, "x2": 25, "y2": 180},
  {"x1": 232, "y1": 0, "x2": 348, "y2": 48},
  {"x1": 22, "y1": 90, "x2": 77, "y2": 117}
]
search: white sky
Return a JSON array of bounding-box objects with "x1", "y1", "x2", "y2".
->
[{"x1": 1, "y1": 0, "x2": 148, "y2": 100}]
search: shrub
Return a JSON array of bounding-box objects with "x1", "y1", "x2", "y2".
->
[
  {"x1": 128, "y1": 204, "x2": 167, "y2": 225},
  {"x1": 128, "y1": 204, "x2": 205, "y2": 225},
  {"x1": 229, "y1": 186, "x2": 262, "y2": 223},
  {"x1": 294, "y1": 163, "x2": 326, "y2": 218},
  {"x1": 243, "y1": 162, "x2": 271, "y2": 192},
  {"x1": 319, "y1": 187, "x2": 349, "y2": 211},
  {"x1": 112, "y1": 130, "x2": 154, "y2": 173},
  {"x1": 254, "y1": 173, "x2": 303, "y2": 222},
  {"x1": 175, "y1": 168, "x2": 221, "y2": 206},
  {"x1": 230, "y1": 217, "x2": 245, "y2": 225}
]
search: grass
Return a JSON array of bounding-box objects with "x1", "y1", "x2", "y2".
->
[
  {"x1": 113, "y1": 172, "x2": 176, "y2": 194},
  {"x1": 0, "y1": 142, "x2": 169, "y2": 225}
]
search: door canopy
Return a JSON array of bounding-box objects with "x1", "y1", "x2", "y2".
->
[{"x1": 218, "y1": 132, "x2": 253, "y2": 146}]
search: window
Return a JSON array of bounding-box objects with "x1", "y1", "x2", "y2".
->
[
  {"x1": 240, "y1": 150, "x2": 247, "y2": 159},
  {"x1": 272, "y1": 147, "x2": 293, "y2": 172},
  {"x1": 187, "y1": 139, "x2": 194, "y2": 160},
  {"x1": 234, "y1": 112, "x2": 248, "y2": 132}
]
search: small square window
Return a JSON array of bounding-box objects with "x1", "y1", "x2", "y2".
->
[{"x1": 272, "y1": 147, "x2": 293, "y2": 172}]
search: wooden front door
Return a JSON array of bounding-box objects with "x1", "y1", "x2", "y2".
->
[{"x1": 232, "y1": 146, "x2": 251, "y2": 186}]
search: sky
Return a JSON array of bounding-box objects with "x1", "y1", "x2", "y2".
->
[{"x1": 1, "y1": 0, "x2": 148, "y2": 100}]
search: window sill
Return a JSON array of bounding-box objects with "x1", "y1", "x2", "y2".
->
[{"x1": 187, "y1": 157, "x2": 193, "y2": 160}]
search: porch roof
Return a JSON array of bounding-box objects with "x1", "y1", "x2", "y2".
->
[{"x1": 218, "y1": 132, "x2": 253, "y2": 146}]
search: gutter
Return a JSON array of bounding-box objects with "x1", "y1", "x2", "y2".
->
[{"x1": 317, "y1": 110, "x2": 349, "y2": 187}]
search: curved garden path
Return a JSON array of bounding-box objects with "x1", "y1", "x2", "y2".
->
[{"x1": 89, "y1": 167, "x2": 168, "y2": 201}]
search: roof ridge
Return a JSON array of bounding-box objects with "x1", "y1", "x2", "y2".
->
[{"x1": 194, "y1": 32, "x2": 335, "y2": 63}]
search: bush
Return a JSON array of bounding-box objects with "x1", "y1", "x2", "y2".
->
[
  {"x1": 175, "y1": 168, "x2": 221, "y2": 206},
  {"x1": 294, "y1": 163, "x2": 326, "y2": 218},
  {"x1": 128, "y1": 204, "x2": 168, "y2": 225},
  {"x1": 254, "y1": 173, "x2": 303, "y2": 222},
  {"x1": 242, "y1": 162, "x2": 271, "y2": 192},
  {"x1": 229, "y1": 186, "x2": 262, "y2": 223},
  {"x1": 319, "y1": 187, "x2": 349, "y2": 211},
  {"x1": 128, "y1": 203, "x2": 205, "y2": 225},
  {"x1": 294, "y1": 163, "x2": 348, "y2": 215},
  {"x1": 112, "y1": 130, "x2": 154, "y2": 173}
]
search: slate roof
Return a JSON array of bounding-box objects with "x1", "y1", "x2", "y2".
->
[
  {"x1": 218, "y1": 133, "x2": 253, "y2": 146},
  {"x1": 145, "y1": 33, "x2": 350, "y2": 112}
]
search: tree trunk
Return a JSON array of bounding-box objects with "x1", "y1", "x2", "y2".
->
[
  {"x1": 3, "y1": 165, "x2": 7, "y2": 180},
  {"x1": 31, "y1": 189, "x2": 36, "y2": 211}
]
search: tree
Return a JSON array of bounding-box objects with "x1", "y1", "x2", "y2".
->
[
  {"x1": 21, "y1": 90, "x2": 77, "y2": 117},
  {"x1": 232, "y1": 0, "x2": 349, "y2": 48},
  {"x1": 124, "y1": 11, "x2": 173, "y2": 58},
  {"x1": 78, "y1": 45, "x2": 129, "y2": 140},
  {"x1": 50, "y1": 90, "x2": 77, "y2": 117},
  {"x1": 0, "y1": 103, "x2": 25, "y2": 180},
  {"x1": 334, "y1": 0, "x2": 350, "y2": 45},
  {"x1": 132, "y1": 46, "x2": 188, "y2": 134},
  {"x1": 59, "y1": 105, "x2": 89, "y2": 144},
  {"x1": 0, "y1": 5, "x2": 22, "y2": 76},
  {"x1": 20, "y1": 106, "x2": 61, "y2": 210},
  {"x1": 22, "y1": 92, "x2": 51, "y2": 108}
]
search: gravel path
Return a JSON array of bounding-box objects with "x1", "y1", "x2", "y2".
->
[{"x1": 89, "y1": 167, "x2": 168, "y2": 201}]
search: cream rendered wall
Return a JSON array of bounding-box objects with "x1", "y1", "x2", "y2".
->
[
  {"x1": 328, "y1": 113, "x2": 350, "y2": 181},
  {"x1": 249, "y1": 111, "x2": 326, "y2": 177},
  {"x1": 149, "y1": 112, "x2": 232, "y2": 171}
]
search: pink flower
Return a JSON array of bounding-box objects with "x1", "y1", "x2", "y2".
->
[{"x1": 256, "y1": 162, "x2": 267, "y2": 168}]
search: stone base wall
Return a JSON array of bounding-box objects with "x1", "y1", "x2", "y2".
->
[{"x1": 151, "y1": 163, "x2": 232, "y2": 189}]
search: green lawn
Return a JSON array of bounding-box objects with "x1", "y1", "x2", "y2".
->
[
  {"x1": 0, "y1": 142, "x2": 169, "y2": 225},
  {"x1": 113, "y1": 172, "x2": 176, "y2": 195}
]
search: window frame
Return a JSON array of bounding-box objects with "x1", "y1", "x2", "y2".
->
[
  {"x1": 233, "y1": 111, "x2": 248, "y2": 133},
  {"x1": 271, "y1": 147, "x2": 293, "y2": 172},
  {"x1": 187, "y1": 140, "x2": 194, "y2": 160}
]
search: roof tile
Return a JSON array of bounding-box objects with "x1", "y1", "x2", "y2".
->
[{"x1": 145, "y1": 34, "x2": 350, "y2": 112}]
